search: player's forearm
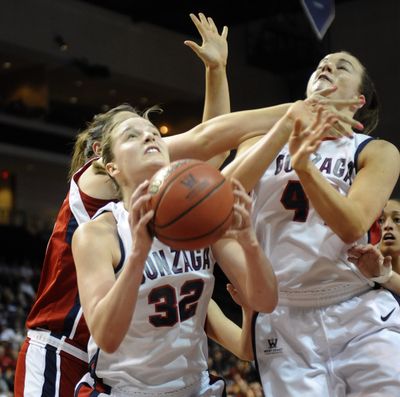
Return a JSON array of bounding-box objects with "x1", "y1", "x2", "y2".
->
[
  {"x1": 237, "y1": 308, "x2": 255, "y2": 361},
  {"x1": 202, "y1": 64, "x2": 231, "y2": 168},
  {"x1": 202, "y1": 64, "x2": 230, "y2": 122},
  {"x1": 295, "y1": 164, "x2": 374, "y2": 243},
  {"x1": 224, "y1": 113, "x2": 292, "y2": 192},
  {"x1": 207, "y1": 303, "x2": 253, "y2": 361},
  {"x1": 296, "y1": 162, "x2": 368, "y2": 244},
  {"x1": 168, "y1": 103, "x2": 291, "y2": 162},
  {"x1": 241, "y1": 240, "x2": 278, "y2": 313},
  {"x1": 90, "y1": 254, "x2": 144, "y2": 353}
]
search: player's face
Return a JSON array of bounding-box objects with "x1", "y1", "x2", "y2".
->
[
  {"x1": 306, "y1": 52, "x2": 363, "y2": 101},
  {"x1": 110, "y1": 116, "x2": 169, "y2": 183},
  {"x1": 379, "y1": 200, "x2": 400, "y2": 257}
]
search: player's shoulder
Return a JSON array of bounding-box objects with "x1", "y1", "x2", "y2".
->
[
  {"x1": 357, "y1": 136, "x2": 400, "y2": 170},
  {"x1": 74, "y1": 212, "x2": 117, "y2": 245},
  {"x1": 360, "y1": 137, "x2": 399, "y2": 157}
]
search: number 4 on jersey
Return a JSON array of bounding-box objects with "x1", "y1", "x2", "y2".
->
[{"x1": 280, "y1": 180, "x2": 309, "y2": 222}]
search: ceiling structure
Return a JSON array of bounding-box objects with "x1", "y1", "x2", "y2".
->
[
  {"x1": 0, "y1": 0, "x2": 399, "y2": 207},
  {"x1": 0, "y1": 0, "x2": 356, "y2": 159}
]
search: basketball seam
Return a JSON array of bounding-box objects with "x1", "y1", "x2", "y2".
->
[
  {"x1": 155, "y1": 178, "x2": 227, "y2": 229},
  {"x1": 155, "y1": 206, "x2": 234, "y2": 242}
]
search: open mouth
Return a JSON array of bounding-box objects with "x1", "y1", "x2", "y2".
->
[
  {"x1": 317, "y1": 74, "x2": 333, "y2": 83},
  {"x1": 383, "y1": 233, "x2": 396, "y2": 241},
  {"x1": 145, "y1": 146, "x2": 160, "y2": 154}
]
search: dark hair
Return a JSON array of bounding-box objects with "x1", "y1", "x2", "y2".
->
[
  {"x1": 68, "y1": 103, "x2": 136, "y2": 180},
  {"x1": 353, "y1": 65, "x2": 379, "y2": 135}
]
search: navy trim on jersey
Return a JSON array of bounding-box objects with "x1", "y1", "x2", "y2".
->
[
  {"x1": 65, "y1": 213, "x2": 79, "y2": 245},
  {"x1": 91, "y1": 208, "x2": 125, "y2": 274},
  {"x1": 62, "y1": 294, "x2": 83, "y2": 338},
  {"x1": 74, "y1": 381, "x2": 90, "y2": 397},
  {"x1": 89, "y1": 349, "x2": 112, "y2": 395},
  {"x1": 354, "y1": 137, "x2": 374, "y2": 172},
  {"x1": 251, "y1": 312, "x2": 263, "y2": 385},
  {"x1": 209, "y1": 371, "x2": 227, "y2": 397},
  {"x1": 392, "y1": 292, "x2": 400, "y2": 306},
  {"x1": 114, "y1": 234, "x2": 125, "y2": 274},
  {"x1": 41, "y1": 344, "x2": 57, "y2": 397}
]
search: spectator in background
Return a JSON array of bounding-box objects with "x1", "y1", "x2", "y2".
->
[{"x1": 348, "y1": 198, "x2": 400, "y2": 303}]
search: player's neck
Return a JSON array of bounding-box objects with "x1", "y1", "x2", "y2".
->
[{"x1": 392, "y1": 255, "x2": 400, "y2": 274}]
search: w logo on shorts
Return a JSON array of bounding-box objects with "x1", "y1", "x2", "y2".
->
[{"x1": 264, "y1": 337, "x2": 283, "y2": 355}]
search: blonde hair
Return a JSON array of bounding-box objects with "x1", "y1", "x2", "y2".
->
[{"x1": 68, "y1": 103, "x2": 137, "y2": 180}]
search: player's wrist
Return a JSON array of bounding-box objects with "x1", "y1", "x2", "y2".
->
[{"x1": 369, "y1": 263, "x2": 393, "y2": 284}]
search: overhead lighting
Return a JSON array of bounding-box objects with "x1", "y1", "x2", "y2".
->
[
  {"x1": 160, "y1": 125, "x2": 169, "y2": 135},
  {"x1": 3, "y1": 62, "x2": 12, "y2": 69},
  {"x1": 69, "y1": 96, "x2": 78, "y2": 104}
]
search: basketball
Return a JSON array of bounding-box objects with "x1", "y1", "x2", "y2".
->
[{"x1": 146, "y1": 159, "x2": 234, "y2": 250}]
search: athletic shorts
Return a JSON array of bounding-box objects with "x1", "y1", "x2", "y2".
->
[
  {"x1": 253, "y1": 288, "x2": 400, "y2": 397},
  {"x1": 14, "y1": 330, "x2": 88, "y2": 397},
  {"x1": 75, "y1": 370, "x2": 226, "y2": 397}
]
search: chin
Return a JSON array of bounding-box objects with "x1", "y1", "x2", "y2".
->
[{"x1": 381, "y1": 243, "x2": 400, "y2": 257}]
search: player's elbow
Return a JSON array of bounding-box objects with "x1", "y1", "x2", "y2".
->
[
  {"x1": 236, "y1": 349, "x2": 254, "y2": 362},
  {"x1": 338, "y1": 224, "x2": 368, "y2": 244},
  {"x1": 252, "y1": 289, "x2": 278, "y2": 314},
  {"x1": 93, "y1": 332, "x2": 123, "y2": 354},
  {"x1": 256, "y1": 298, "x2": 278, "y2": 314}
]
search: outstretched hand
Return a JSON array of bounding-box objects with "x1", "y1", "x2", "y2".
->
[
  {"x1": 184, "y1": 13, "x2": 228, "y2": 68},
  {"x1": 288, "y1": 107, "x2": 337, "y2": 172},
  {"x1": 221, "y1": 179, "x2": 257, "y2": 244},
  {"x1": 347, "y1": 244, "x2": 392, "y2": 280},
  {"x1": 287, "y1": 87, "x2": 365, "y2": 138}
]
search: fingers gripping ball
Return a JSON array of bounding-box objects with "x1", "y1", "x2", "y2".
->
[{"x1": 147, "y1": 159, "x2": 234, "y2": 250}]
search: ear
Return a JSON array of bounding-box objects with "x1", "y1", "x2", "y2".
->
[
  {"x1": 359, "y1": 95, "x2": 366, "y2": 108},
  {"x1": 92, "y1": 141, "x2": 102, "y2": 156},
  {"x1": 106, "y1": 162, "x2": 118, "y2": 177}
]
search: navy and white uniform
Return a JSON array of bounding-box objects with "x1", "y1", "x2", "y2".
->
[
  {"x1": 251, "y1": 134, "x2": 400, "y2": 396},
  {"x1": 75, "y1": 201, "x2": 225, "y2": 397}
]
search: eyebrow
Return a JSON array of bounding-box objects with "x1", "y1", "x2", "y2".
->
[
  {"x1": 120, "y1": 124, "x2": 160, "y2": 138},
  {"x1": 338, "y1": 58, "x2": 354, "y2": 69},
  {"x1": 319, "y1": 57, "x2": 354, "y2": 69}
]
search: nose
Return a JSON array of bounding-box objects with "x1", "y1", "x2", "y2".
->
[
  {"x1": 321, "y1": 62, "x2": 334, "y2": 73},
  {"x1": 383, "y1": 217, "x2": 394, "y2": 230},
  {"x1": 143, "y1": 130, "x2": 155, "y2": 142}
]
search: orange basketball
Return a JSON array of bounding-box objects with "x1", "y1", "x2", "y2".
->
[{"x1": 147, "y1": 159, "x2": 234, "y2": 250}]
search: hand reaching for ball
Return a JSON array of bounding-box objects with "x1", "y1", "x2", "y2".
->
[
  {"x1": 128, "y1": 180, "x2": 155, "y2": 260},
  {"x1": 221, "y1": 179, "x2": 257, "y2": 244}
]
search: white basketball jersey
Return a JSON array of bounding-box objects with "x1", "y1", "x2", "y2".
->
[
  {"x1": 252, "y1": 134, "x2": 375, "y2": 306},
  {"x1": 88, "y1": 201, "x2": 216, "y2": 394}
]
